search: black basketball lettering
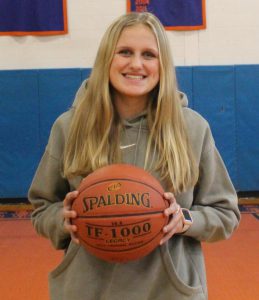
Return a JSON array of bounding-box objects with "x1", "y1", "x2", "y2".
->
[
  {"x1": 111, "y1": 228, "x2": 117, "y2": 238},
  {"x1": 132, "y1": 225, "x2": 141, "y2": 235},
  {"x1": 121, "y1": 227, "x2": 131, "y2": 237},
  {"x1": 143, "y1": 222, "x2": 151, "y2": 232}
]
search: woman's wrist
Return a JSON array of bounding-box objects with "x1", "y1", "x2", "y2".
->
[{"x1": 180, "y1": 208, "x2": 193, "y2": 233}]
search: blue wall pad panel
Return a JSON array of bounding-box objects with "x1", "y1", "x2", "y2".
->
[
  {"x1": 176, "y1": 67, "x2": 193, "y2": 108},
  {"x1": 0, "y1": 70, "x2": 40, "y2": 197},
  {"x1": 236, "y1": 65, "x2": 259, "y2": 191},
  {"x1": 39, "y1": 69, "x2": 82, "y2": 153},
  {"x1": 193, "y1": 66, "x2": 237, "y2": 187}
]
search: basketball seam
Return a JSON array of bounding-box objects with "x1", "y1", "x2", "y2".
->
[{"x1": 76, "y1": 210, "x2": 164, "y2": 219}]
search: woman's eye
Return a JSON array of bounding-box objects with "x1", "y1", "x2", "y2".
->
[
  {"x1": 143, "y1": 51, "x2": 156, "y2": 59},
  {"x1": 118, "y1": 49, "x2": 132, "y2": 56}
]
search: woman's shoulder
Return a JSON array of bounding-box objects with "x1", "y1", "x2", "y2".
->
[
  {"x1": 178, "y1": 92, "x2": 209, "y2": 131},
  {"x1": 182, "y1": 107, "x2": 215, "y2": 156},
  {"x1": 182, "y1": 107, "x2": 210, "y2": 131},
  {"x1": 46, "y1": 109, "x2": 75, "y2": 157},
  {"x1": 51, "y1": 109, "x2": 75, "y2": 136},
  {"x1": 55, "y1": 108, "x2": 74, "y2": 125}
]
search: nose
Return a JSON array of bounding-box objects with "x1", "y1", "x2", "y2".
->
[{"x1": 130, "y1": 54, "x2": 143, "y2": 69}]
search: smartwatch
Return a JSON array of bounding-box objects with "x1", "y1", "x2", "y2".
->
[{"x1": 181, "y1": 208, "x2": 193, "y2": 233}]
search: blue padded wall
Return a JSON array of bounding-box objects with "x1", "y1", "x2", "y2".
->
[
  {"x1": 236, "y1": 65, "x2": 259, "y2": 190},
  {"x1": 192, "y1": 66, "x2": 237, "y2": 187},
  {"x1": 176, "y1": 67, "x2": 193, "y2": 108},
  {"x1": 0, "y1": 68, "x2": 91, "y2": 197},
  {"x1": 0, "y1": 70, "x2": 40, "y2": 197},
  {"x1": 0, "y1": 66, "x2": 258, "y2": 198},
  {"x1": 38, "y1": 69, "x2": 82, "y2": 153}
]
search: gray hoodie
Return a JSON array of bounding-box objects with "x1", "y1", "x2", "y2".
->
[{"x1": 28, "y1": 82, "x2": 240, "y2": 300}]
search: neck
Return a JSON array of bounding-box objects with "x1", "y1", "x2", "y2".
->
[{"x1": 114, "y1": 95, "x2": 148, "y2": 119}]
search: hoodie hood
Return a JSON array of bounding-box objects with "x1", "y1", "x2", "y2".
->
[{"x1": 179, "y1": 91, "x2": 188, "y2": 107}]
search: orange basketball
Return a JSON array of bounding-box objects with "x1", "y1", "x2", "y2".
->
[{"x1": 72, "y1": 164, "x2": 169, "y2": 263}]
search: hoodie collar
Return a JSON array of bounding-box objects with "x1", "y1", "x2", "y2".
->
[{"x1": 121, "y1": 110, "x2": 148, "y2": 128}]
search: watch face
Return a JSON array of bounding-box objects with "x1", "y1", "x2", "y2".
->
[{"x1": 182, "y1": 209, "x2": 192, "y2": 221}]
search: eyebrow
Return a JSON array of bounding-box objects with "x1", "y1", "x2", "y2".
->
[{"x1": 115, "y1": 46, "x2": 159, "y2": 54}]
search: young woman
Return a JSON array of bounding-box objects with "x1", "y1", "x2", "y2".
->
[{"x1": 28, "y1": 12, "x2": 240, "y2": 300}]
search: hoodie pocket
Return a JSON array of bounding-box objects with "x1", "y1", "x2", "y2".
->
[
  {"x1": 160, "y1": 242, "x2": 204, "y2": 297},
  {"x1": 50, "y1": 242, "x2": 80, "y2": 278}
]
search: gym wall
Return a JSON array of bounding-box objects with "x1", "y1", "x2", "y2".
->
[{"x1": 0, "y1": 0, "x2": 259, "y2": 197}]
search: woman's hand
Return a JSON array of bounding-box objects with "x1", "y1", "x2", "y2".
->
[
  {"x1": 63, "y1": 190, "x2": 80, "y2": 244},
  {"x1": 160, "y1": 192, "x2": 184, "y2": 245}
]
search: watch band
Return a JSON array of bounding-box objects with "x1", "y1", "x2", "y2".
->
[{"x1": 181, "y1": 208, "x2": 193, "y2": 233}]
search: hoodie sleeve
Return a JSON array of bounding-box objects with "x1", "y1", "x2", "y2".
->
[
  {"x1": 28, "y1": 113, "x2": 72, "y2": 250},
  {"x1": 181, "y1": 110, "x2": 241, "y2": 242}
]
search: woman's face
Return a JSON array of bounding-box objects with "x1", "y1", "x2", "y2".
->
[{"x1": 109, "y1": 24, "x2": 160, "y2": 106}]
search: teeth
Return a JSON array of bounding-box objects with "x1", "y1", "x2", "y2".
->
[{"x1": 125, "y1": 74, "x2": 144, "y2": 79}]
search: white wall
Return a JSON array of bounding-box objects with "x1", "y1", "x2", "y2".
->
[{"x1": 0, "y1": 0, "x2": 259, "y2": 70}]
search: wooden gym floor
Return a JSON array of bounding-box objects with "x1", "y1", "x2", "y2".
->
[{"x1": 0, "y1": 202, "x2": 258, "y2": 300}]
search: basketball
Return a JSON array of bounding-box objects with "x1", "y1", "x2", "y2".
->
[{"x1": 71, "y1": 164, "x2": 169, "y2": 263}]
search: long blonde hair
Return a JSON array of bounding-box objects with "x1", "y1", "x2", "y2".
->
[{"x1": 63, "y1": 12, "x2": 198, "y2": 194}]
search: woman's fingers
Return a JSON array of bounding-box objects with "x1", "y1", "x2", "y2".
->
[
  {"x1": 63, "y1": 190, "x2": 79, "y2": 209},
  {"x1": 63, "y1": 190, "x2": 80, "y2": 244},
  {"x1": 160, "y1": 192, "x2": 183, "y2": 245},
  {"x1": 163, "y1": 192, "x2": 179, "y2": 216}
]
